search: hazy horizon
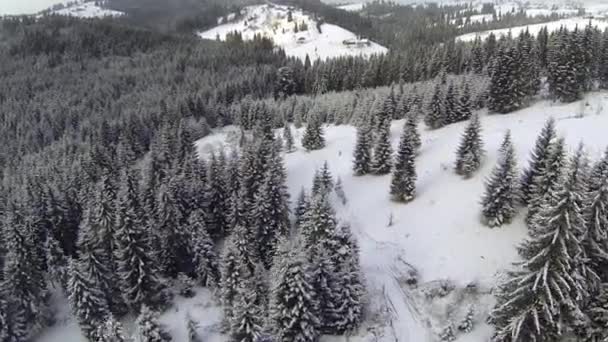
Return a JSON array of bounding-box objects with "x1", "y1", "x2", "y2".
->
[{"x1": 0, "y1": 0, "x2": 64, "y2": 15}]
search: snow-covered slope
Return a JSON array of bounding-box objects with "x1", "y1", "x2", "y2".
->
[
  {"x1": 198, "y1": 4, "x2": 387, "y2": 61},
  {"x1": 196, "y1": 91, "x2": 608, "y2": 341},
  {"x1": 457, "y1": 16, "x2": 608, "y2": 41},
  {"x1": 48, "y1": 1, "x2": 124, "y2": 18}
]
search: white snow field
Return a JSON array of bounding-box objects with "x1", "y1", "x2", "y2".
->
[
  {"x1": 49, "y1": 1, "x2": 124, "y2": 18},
  {"x1": 457, "y1": 16, "x2": 608, "y2": 41},
  {"x1": 198, "y1": 4, "x2": 387, "y2": 61}
]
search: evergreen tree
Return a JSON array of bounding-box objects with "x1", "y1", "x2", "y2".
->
[
  {"x1": 491, "y1": 147, "x2": 587, "y2": 341},
  {"x1": 115, "y1": 168, "x2": 168, "y2": 311},
  {"x1": 584, "y1": 283, "x2": 608, "y2": 341},
  {"x1": 230, "y1": 277, "x2": 263, "y2": 342},
  {"x1": 156, "y1": 180, "x2": 194, "y2": 277},
  {"x1": 270, "y1": 246, "x2": 319, "y2": 342},
  {"x1": 390, "y1": 125, "x2": 417, "y2": 203},
  {"x1": 283, "y1": 122, "x2": 295, "y2": 153},
  {"x1": 371, "y1": 118, "x2": 393, "y2": 175},
  {"x1": 95, "y1": 317, "x2": 127, "y2": 342},
  {"x1": 190, "y1": 209, "x2": 220, "y2": 288},
  {"x1": 353, "y1": 123, "x2": 372, "y2": 176},
  {"x1": 309, "y1": 247, "x2": 341, "y2": 334},
  {"x1": 187, "y1": 314, "x2": 201, "y2": 342},
  {"x1": 454, "y1": 113, "x2": 484, "y2": 178},
  {"x1": 526, "y1": 137, "x2": 567, "y2": 224},
  {"x1": 405, "y1": 111, "x2": 422, "y2": 153},
  {"x1": 521, "y1": 118, "x2": 557, "y2": 205},
  {"x1": 481, "y1": 131, "x2": 519, "y2": 227},
  {"x1": 302, "y1": 115, "x2": 325, "y2": 151},
  {"x1": 458, "y1": 305, "x2": 475, "y2": 333},
  {"x1": 134, "y1": 306, "x2": 171, "y2": 342},
  {"x1": 252, "y1": 149, "x2": 291, "y2": 268},
  {"x1": 220, "y1": 238, "x2": 242, "y2": 326},
  {"x1": 312, "y1": 161, "x2": 334, "y2": 196},
  {"x1": 334, "y1": 177, "x2": 347, "y2": 205},
  {"x1": 204, "y1": 153, "x2": 230, "y2": 240},
  {"x1": 68, "y1": 259, "x2": 110, "y2": 341},
  {"x1": 488, "y1": 46, "x2": 525, "y2": 114},
  {"x1": 47, "y1": 235, "x2": 69, "y2": 291},
  {"x1": 425, "y1": 83, "x2": 445, "y2": 129},
  {"x1": 300, "y1": 193, "x2": 337, "y2": 249},
  {"x1": 444, "y1": 82, "x2": 461, "y2": 124},
  {"x1": 600, "y1": 30, "x2": 608, "y2": 89},
  {"x1": 294, "y1": 188, "x2": 310, "y2": 230},
  {"x1": 459, "y1": 82, "x2": 472, "y2": 122}
]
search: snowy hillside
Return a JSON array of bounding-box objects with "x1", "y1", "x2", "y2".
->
[
  {"x1": 48, "y1": 1, "x2": 124, "y2": 18},
  {"x1": 198, "y1": 4, "x2": 387, "y2": 61},
  {"x1": 457, "y1": 16, "x2": 608, "y2": 41}
]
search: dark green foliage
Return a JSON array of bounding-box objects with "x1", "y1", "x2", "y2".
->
[
  {"x1": 390, "y1": 125, "x2": 417, "y2": 202},
  {"x1": 372, "y1": 118, "x2": 393, "y2": 175},
  {"x1": 302, "y1": 115, "x2": 325, "y2": 151},
  {"x1": 521, "y1": 118, "x2": 557, "y2": 205},
  {"x1": 189, "y1": 210, "x2": 220, "y2": 288},
  {"x1": 353, "y1": 123, "x2": 373, "y2": 176},
  {"x1": 425, "y1": 83, "x2": 445, "y2": 129}
]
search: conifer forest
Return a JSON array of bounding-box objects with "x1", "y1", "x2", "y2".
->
[{"x1": 4, "y1": 0, "x2": 608, "y2": 341}]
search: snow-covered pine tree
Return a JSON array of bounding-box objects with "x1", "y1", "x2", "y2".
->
[
  {"x1": 220, "y1": 238, "x2": 242, "y2": 326},
  {"x1": 283, "y1": 121, "x2": 295, "y2": 153},
  {"x1": 68, "y1": 259, "x2": 110, "y2": 340},
  {"x1": 444, "y1": 82, "x2": 461, "y2": 124},
  {"x1": 520, "y1": 118, "x2": 557, "y2": 205},
  {"x1": 333, "y1": 244, "x2": 365, "y2": 333},
  {"x1": 309, "y1": 247, "x2": 341, "y2": 334},
  {"x1": 294, "y1": 187, "x2": 310, "y2": 230},
  {"x1": 189, "y1": 209, "x2": 220, "y2": 288},
  {"x1": 95, "y1": 316, "x2": 127, "y2": 342},
  {"x1": 582, "y1": 151, "x2": 608, "y2": 288},
  {"x1": 251, "y1": 147, "x2": 291, "y2": 269},
  {"x1": 600, "y1": 30, "x2": 608, "y2": 90},
  {"x1": 230, "y1": 277, "x2": 263, "y2": 342},
  {"x1": 481, "y1": 131, "x2": 519, "y2": 227},
  {"x1": 439, "y1": 324, "x2": 456, "y2": 342},
  {"x1": 176, "y1": 273, "x2": 196, "y2": 298},
  {"x1": 134, "y1": 305, "x2": 171, "y2": 342},
  {"x1": 425, "y1": 83, "x2": 445, "y2": 130},
  {"x1": 405, "y1": 111, "x2": 421, "y2": 153},
  {"x1": 353, "y1": 123, "x2": 373, "y2": 176},
  {"x1": 302, "y1": 114, "x2": 325, "y2": 151},
  {"x1": 312, "y1": 161, "x2": 334, "y2": 196},
  {"x1": 584, "y1": 283, "x2": 608, "y2": 341},
  {"x1": 371, "y1": 118, "x2": 393, "y2": 175},
  {"x1": 525, "y1": 137, "x2": 567, "y2": 224},
  {"x1": 459, "y1": 82, "x2": 472, "y2": 122},
  {"x1": 300, "y1": 193, "x2": 338, "y2": 249},
  {"x1": 390, "y1": 124, "x2": 417, "y2": 203},
  {"x1": 47, "y1": 234, "x2": 69, "y2": 291},
  {"x1": 270, "y1": 246, "x2": 319, "y2": 342},
  {"x1": 81, "y1": 174, "x2": 128, "y2": 317},
  {"x1": 454, "y1": 113, "x2": 484, "y2": 178},
  {"x1": 204, "y1": 153, "x2": 230, "y2": 240},
  {"x1": 491, "y1": 147, "x2": 588, "y2": 341},
  {"x1": 156, "y1": 180, "x2": 194, "y2": 277},
  {"x1": 115, "y1": 168, "x2": 168, "y2": 311}
]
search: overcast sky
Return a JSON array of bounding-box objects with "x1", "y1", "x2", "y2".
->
[{"x1": 0, "y1": 0, "x2": 63, "y2": 15}]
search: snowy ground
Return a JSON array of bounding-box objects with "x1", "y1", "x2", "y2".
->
[
  {"x1": 47, "y1": 1, "x2": 124, "y2": 18},
  {"x1": 456, "y1": 16, "x2": 608, "y2": 41},
  {"x1": 198, "y1": 4, "x2": 387, "y2": 61}
]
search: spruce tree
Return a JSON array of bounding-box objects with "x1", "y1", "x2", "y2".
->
[
  {"x1": 454, "y1": 113, "x2": 484, "y2": 178},
  {"x1": 189, "y1": 209, "x2": 220, "y2": 288},
  {"x1": 204, "y1": 153, "x2": 230, "y2": 240},
  {"x1": 68, "y1": 259, "x2": 110, "y2": 341},
  {"x1": 353, "y1": 123, "x2": 372, "y2": 176},
  {"x1": 115, "y1": 168, "x2": 168, "y2": 311},
  {"x1": 270, "y1": 246, "x2": 319, "y2": 342},
  {"x1": 481, "y1": 131, "x2": 519, "y2": 227},
  {"x1": 312, "y1": 161, "x2": 334, "y2": 196},
  {"x1": 425, "y1": 83, "x2": 445, "y2": 129},
  {"x1": 95, "y1": 317, "x2": 127, "y2": 342},
  {"x1": 390, "y1": 125, "x2": 417, "y2": 203},
  {"x1": 283, "y1": 122, "x2": 295, "y2": 153},
  {"x1": 371, "y1": 118, "x2": 393, "y2": 175},
  {"x1": 294, "y1": 188, "x2": 310, "y2": 230},
  {"x1": 521, "y1": 118, "x2": 557, "y2": 205},
  {"x1": 134, "y1": 305, "x2": 171, "y2": 342},
  {"x1": 444, "y1": 82, "x2": 460, "y2": 124},
  {"x1": 220, "y1": 238, "x2": 242, "y2": 326},
  {"x1": 309, "y1": 247, "x2": 341, "y2": 334},
  {"x1": 526, "y1": 137, "x2": 567, "y2": 224},
  {"x1": 459, "y1": 82, "x2": 472, "y2": 122},
  {"x1": 230, "y1": 278, "x2": 263, "y2": 342},
  {"x1": 300, "y1": 193, "x2": 337, "y2": 249},
  {"x1": 302, "y1": 115, "x2": 325, "y2": 151},
  {"x1": 186, "y1": 314, "x2": 201, "y2": 342},
  {"x1": 491, "y1": 147, "x2": 587, "y2": 341},
  {"x1": 583, "y1": 152, "x2": 608, "y2": 286},
  {"x1": 405, "y1": 111, "x2": 421, "y2": 153},
  {"x1": 584, "y1": 283, "x2": 608, "y2": 341}
]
